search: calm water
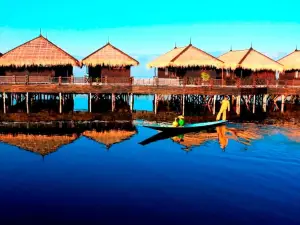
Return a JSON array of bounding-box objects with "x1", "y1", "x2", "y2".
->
[{"x1": 0, "y1": 121, "x2": 299, "y2": 225}]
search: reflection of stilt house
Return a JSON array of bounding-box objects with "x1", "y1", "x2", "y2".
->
[
  {"x1": 81, "y1": 42, "x2": 139, "y2": 83},
  {"x1": 218, "y1": 47, "x2": 283, "y2": 81},
  {"x1": 147, "y1": 43, "x2": 224, "y2": 80},
  {"x1": 82, "y1": 130, "x2": 136, "y2": 149},
  {"x1": 172, "y1": 125, "x2": 263, "y2": 151},
  {"x1": 0, "y1": 134, "x2": 78, "y2": 156},
  {"x1": 0, "y1": 35, "x2": 80, "y2": 79},
  {"x1": 277, "y1": 48, "x2": 300, "y2": 80}
]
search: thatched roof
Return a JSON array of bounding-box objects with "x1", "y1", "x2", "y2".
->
[
  {"x1": 0, "y1": 134, "x2": 78, "y2": 156},
  {"x1": 147, "y1": 44, "x2": 224, "y2": 69},
  {"x1": 82, "y1": 130, "x2": 136, "y2": 148},
  {"x1": 0, "y1": 35, "x2": 80, "y2": 67},
  {"x1": 218, "y1": 48, "x2": 283, "y2": 72},
  {"x1": 81, "y1": 42, "x2": 139, "y2": 67},
  {"x1": 277, "y1": 49, "x2": 300, "y2": 71}
]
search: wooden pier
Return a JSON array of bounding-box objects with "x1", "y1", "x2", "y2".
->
[{"x1": 0, "y1": 76, "x2": 299, "y2": 116}]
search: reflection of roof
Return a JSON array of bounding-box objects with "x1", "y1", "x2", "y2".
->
[
  {"x1": 219, "y1": 48, "x2": 283, "y2": 71},
  {"x1": 282, "y1": 128, "x2": 300, "y2": 142},
  {"x1": 0, "y1": 35, "x2": 80, "y2": 67},
  {"x1": 82, "y1": 43, "x2": 139, "y2": 67},
  {"x1": 147, "y1": 44, "x2": 224, "y2": 69},
  {"x1": 82, "y1": 130, "x2": 136, "y2": 147},
  {"x1": 277, "y1": 49, "x2": 300, "y2": 71},
  {"x1": 0, "y1": 134, "x2": 78, "y2": 156}
]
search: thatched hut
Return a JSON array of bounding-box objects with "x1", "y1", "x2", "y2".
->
[
  {"x1": 82, "y1": 129, "x2": 136, "y2": 149},
  {"x1": 0, "y1": 134, "x2": 78, "y2": 156},
  {"x1": 81, "y1": 42, "x2": 139, "y2": 82},
  {"x1": 277, "y1": 48, "x2": 300, "y2": 80},
  {"x1": 147, "y1": 43, "x2": 224, "y2": 80},
  {"x1": 0, "y1": 35, "x2": 80, "y2": 78},
  {"x1": 218, "y1": 47, "x2": 283, "y2": 80}
]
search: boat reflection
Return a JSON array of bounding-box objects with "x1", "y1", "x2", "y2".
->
[{"x1": 139, "y1": 124, "x2": 263, "y2": 151}]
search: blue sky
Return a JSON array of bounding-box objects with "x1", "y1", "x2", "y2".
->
[{"x1": 1, "y1": 0, "x2": 300, "y2": 76}]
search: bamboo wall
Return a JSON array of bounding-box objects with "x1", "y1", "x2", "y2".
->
[
  {"x1": 0, "y1": 65, "x2": 73, "y2": 77},
  {"x1": 88, "y1": 65, "x2": 131, "y2": 78}
]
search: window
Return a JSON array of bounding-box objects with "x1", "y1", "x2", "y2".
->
[{"x1": 295, "y1": 71, "x2": 299, "y2": 79}]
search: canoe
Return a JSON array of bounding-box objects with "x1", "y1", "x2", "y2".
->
[{"x1": 143, "y1": 120, "x2": 227, "y2": 132}]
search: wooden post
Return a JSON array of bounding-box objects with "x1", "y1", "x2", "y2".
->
[
  {"x1": 263, "y1": 94, "x2": 268, "y2": 112},
  {"x1": 182, "y1": 94, "x2": 185, "y2": 116},
  {"x1": 281, "y1": 95, "x2": 285, "y2": 113},
  {"x1": 3, "y1": 92, "x2": 6, "y2": 114},
  {"x1": 89, "y1": 93, "x2": 92, "y2": 113},
  {"x1": 130, "y1": 93, "x2": 133, "y2": 111},
  {"x1": 221, "y1": 68, "x2": 224, "y2": 86},
  {"x1": 154, "y1": 94, "x2": 158, "y2": 114},
  {"x1": 59, "y1": 92, "x2": 62, "y2": 114},
  {"x1": 26, "y1": 92, "x2": 29, "y2": 114},
  {"x1": 213, "y1": 95, "x2": 217, "y2": 115},
  {"x1": 59, "y1": 76, "x2": 62, "y2": 85},
  {"x1": 112, "y1": 93, "x2": 115, "y2": 112},
  {"x1": 236, "y1": 95, "x2": 241, "y2": 115},
  {"x1": 252, "y1": 95, "x2": 256, "y2": 114}
]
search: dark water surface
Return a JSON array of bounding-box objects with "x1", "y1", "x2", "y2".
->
[{"x1": 0, "y1": 122, "x2": 300, "y2": 225}]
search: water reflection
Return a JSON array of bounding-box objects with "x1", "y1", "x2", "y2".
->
[
  {"x1": 0, "y1": 121, "x2": 136, "y2": 156},
  {"x1": 140, "y1": 124, "x2": 264, "y2": 151}
]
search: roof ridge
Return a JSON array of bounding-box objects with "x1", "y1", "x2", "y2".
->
[
  {"x1": 0, "y1": 35, "x2": 80, "y2": 66},
  {"x1": 38, "y1": 36, "x2": 80, "y2": 66},
  {"x1": 218, "y1": 48, "x2": 253, "y2": 58},
  {"x1": 277, "y1": 49, "x2": 299, "y2": 62},
  {"x1": 171, "y1": 44, "x2": 224, "y2": 64},
  {"x1": 251, "y1": 48, "x2": 283, "y2": 66},
  {"x1": 170, "y1": 44, "x2": 191, "y2": 62},
  {"x1": 237, "y1": 48, "x2": 252, "y2": 65},
  {"x1": 82, "y1": 42, "x2": 139, "y2": 65}
]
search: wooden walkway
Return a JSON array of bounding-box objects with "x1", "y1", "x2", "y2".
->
[{"x1": 0, "y1": 76, "x2": 299, "y2": 95}]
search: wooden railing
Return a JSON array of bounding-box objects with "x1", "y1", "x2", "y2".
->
[{"x1": 0, "y1": 75, "x2": 300, "y2": 88}]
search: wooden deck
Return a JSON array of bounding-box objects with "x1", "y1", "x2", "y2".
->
[{"x1": 0, "y1": 76, "x2": 299, "y2": 95}]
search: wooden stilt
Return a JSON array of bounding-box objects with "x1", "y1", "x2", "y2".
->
[
  {"x1": 89, "y1": 93, "x2": 92, "y2": 113},
  {"x1": 236, "y1": 95, "x2": 241, "y2": 115},
  {"x1": 130, "y1": 93, "x2": 133, "y2": 111},
  {"x1": 26, "y1": 92, "x2": 29, "y2": 114},
  {"x1": 3, "y1": 92, "x2": 6, "y2": 114},
  {"x1": 112, "y1": 93, "x2": 115, "y2": 112},
  {"x1": 252, "y1": 95, "x2": 256, "y2": 114},
  {"x1": 154, "y1": 94, "x2": 158, "y2": 114},
  {"x1": 281, "y1": 95, "x2": 285, "y2": 113},
  {"x1": 182, "y1": 94, "x2": 185, "y2": 116},
  {"x1": 213, "y1": 95, "x2": 217, "y2": 115},
  {"x1": 59, "y1": 92, "x2": 62, "y2": 114},
  {"x1": 263, "y1": 94, "x2": 268, "y2": 112}
]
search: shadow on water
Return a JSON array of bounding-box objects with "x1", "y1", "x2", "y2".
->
[{"x1": 139, "y1": 124, "x2": 264, "y2": 151}]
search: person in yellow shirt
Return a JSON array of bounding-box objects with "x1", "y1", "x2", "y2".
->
[{"x1": 216, "y1": 96, "x2": 230, "y2": 121}]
